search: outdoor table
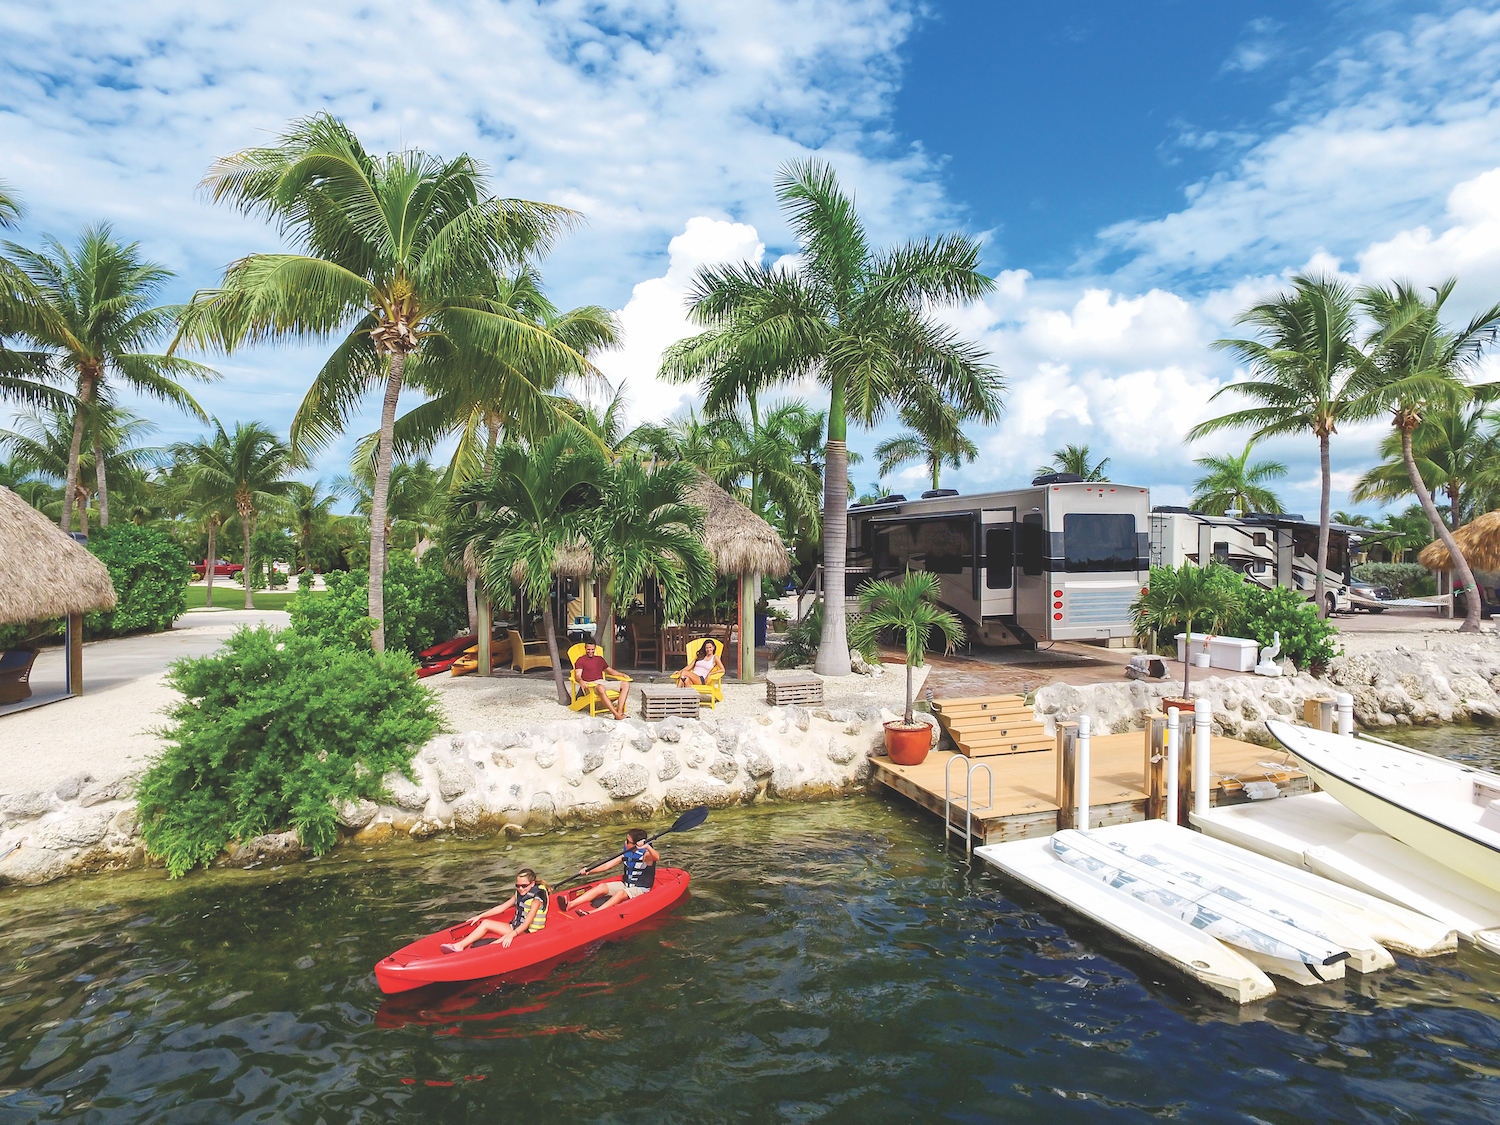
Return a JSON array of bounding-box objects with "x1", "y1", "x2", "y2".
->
[{"x1": 638, "y1": 683, "x2": 701, "y2": 721}]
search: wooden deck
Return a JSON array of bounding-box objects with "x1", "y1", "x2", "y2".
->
[{"x1": 871, "y1": 730, "x2": 1311, "y2": 847}]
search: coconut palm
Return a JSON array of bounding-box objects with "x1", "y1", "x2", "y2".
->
[
  {"x1": 1189, "y1": 275, "x2": 1365, "y2": 618},
  {"x1": 876, "y1": 391, "x2": 981, "y2": 492},
  {"x1": 849, "y1": 571, "x2": 964, "y2": 726},
  {"x1": 662, "y1": 161, "x2": 1001, "y2": 675},
  {"x1": 448, "y1": 432, "x2": 602, "y2": 704},
  {"x1": 1034, "y1": 443, "x2": 1110, "y2": 483},
  {"x1": 1332, "y1": 511, "x2": 1372, "y2": 527},
  {"x1": 1189, "y1": 440, "x2": 1287, "y2": 515},
  {"x1": 1354, "y1": 279, "x2": 1500, "y2": 632},
  {"x1": 855, "y1": 481, "x2": 892, "y2": 505},
  {"x1": 1131, "y1": 562, "x2": 1243, "y2": 697},
  {"x1": 284, "y1": 481, "x2": 339, "y2": 578},
  {"x1": 0, "y1": 186, "x2": 73, "y2": 417},
  {"x1": 171, "y1": 421, "x2": 295, "y2": 610},
  {"x1": 587, "y1": 458, "x2": 714, "y2": 665},
  {"x1": 1351, "y1": 404, "x2": 1500, "y2": 526},
  {"x1": 5, "y1": 224, "x2": 214, "y2": 532},
  {"x1": 176, "y1": 114, "x2": 579, "y2": 651}
]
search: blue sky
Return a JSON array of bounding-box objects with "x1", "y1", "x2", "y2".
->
[{"x1": 4, "y1": 0, "x2": 1500, "y2": 519}]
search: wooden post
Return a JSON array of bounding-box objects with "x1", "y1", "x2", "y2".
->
[
  {"x1": 1176, "y1": 711, "x2": 1195, "y2": 827},
  {"x1": 66, "y1": 612, "x2": 83, "y2": 696},
  {"x1": 1302, "y1": 696, "x2": 1335, "y2": 732},
  {"x1": 477, "y1": 589, "x2": 492, "y2": 677},
  {"x1": 1144, "y1": 712, "x2": 1169, "y2": 820},
  {"x1": 1055, "y1": 721, "x2": 1079, "y2": 831},
  {"x1": 738, "y1": 570, "x2": 758, "y2": 684}
]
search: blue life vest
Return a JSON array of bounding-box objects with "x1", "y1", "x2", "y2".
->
[
  {"x1": 622, "y1": 843, "x2": 656, "y2": 889},
  {"x1": 512, "y1": 884, "x2": 548, "y2": 932}
]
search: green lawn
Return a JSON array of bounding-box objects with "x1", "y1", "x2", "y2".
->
[{"x1": 184, "y1": 585, "x2": 323, "y2": 612}]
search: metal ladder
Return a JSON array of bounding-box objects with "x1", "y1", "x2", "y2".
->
[{"x1": 943, "y1": 751, "x2": 994, "y2": 857}]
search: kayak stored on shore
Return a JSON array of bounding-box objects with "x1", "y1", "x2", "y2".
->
[{"x1": 374, "y1": 868, "x2": 691, "y2": 993}]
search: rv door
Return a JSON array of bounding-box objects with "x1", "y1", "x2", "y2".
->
[{"x1": 980, "y1": 509, "x2": 1016, "y2": 618}]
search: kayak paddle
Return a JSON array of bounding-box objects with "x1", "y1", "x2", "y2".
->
[{"x1": 552, "y1": 805, "x2": 709, "y2": 892}]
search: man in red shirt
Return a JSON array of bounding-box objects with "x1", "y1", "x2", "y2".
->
[{"x1": 574, "y1": 641, "x2": 630, "y2": 719}]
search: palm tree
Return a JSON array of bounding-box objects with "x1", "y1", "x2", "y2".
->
[
  {"x1": 6, "y1": 224, "x2": 214, "y2": 532},
  {"x1": 1131, "y1": 563, "x2": 1243, "y2": 697},
  {"x1": 172, "y1": 421, "x2": 295, "y2": 610},
  {"x1": 1351, "y1": 404, "x2": 1499, "y2": 527},
  {"x1": 0, "y1": 186, "x2": 73, "y2": 419},
  {"x1": 448, "y1": 432, "x2": 601, "y2": 704},
  {"x1": 285, "y1": 481, "x2": 339, "y2": 578},
  {"x1": 1189, "y1": 441, "x2": 1287, "y2": 515},
  {"x1": 587, "y1": 458, "x2": 714, "y2": 665},
  {"x1": 0, "y1": 405, "x2": 161, "y2": 532},
  {"x1": 1189, "y1": 275, "x2": 1365, "y2": 618},
  {"x1": 175, "y1": 114, "x2": 579, "y2": 651},
  {"x1": 1034, "y1": 443, "x2": 1110, "y2": 482},
  {"x1": 1355, "y1": 279, "x2": 1500, "y2": 632},
  {"x1": 855, "y1": 481, "x2": 892, "y2": 505},
  {"x1": 849, "y1": 571, "x2": 964, "y2": 726},
  {"x1": 1332, "y1": 511, "x2": 1372, "y2": 528},
  {"x1": 663, "y1": 161, "x2": 1001, "y2": 675},
  {"x1": 876, "y1": 392, "x2": 980, "y2": 492}
]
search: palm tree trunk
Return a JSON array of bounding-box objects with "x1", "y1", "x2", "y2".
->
[
  {"x1": 749, "y1": 394, "x2": 762, "y2": 517},
  {"x1": 597, "y1": 585, "x2": 615, "y2": 667},
  {"x1": 540, "y1": 597, "x2": 570, "y2": 705},
  {"x1": 93, "y1": 431, "x2": 109, "y2": 529},
  {"x1": 60, "y1": 378, "x2": 91, "y2": 532},
  {"x1": 1314, "y1": 432, "x2": 1331, "y2": 618},
  {"x1": 1401, "y1": 427, "x2": 1481, "y2": 632},
  {"x1": 904, "y1": 660, "x2": 914, "y2": 726},
  {"x1": 76, "y1": 487, "x2": 88, "y2": 537},
  {"x1": 242, "y1": 511, "x2": 254, "y2": 610},
  {"x1": 205, "y1": 522, "x2": 216, "y2": 608},
  {"x1": 466, "y1": 573, "x2": 478, "y2": 635},
  {"x1": 931, "y1": 456, "x2": 940, "y2": 493},
  {"x1": 815, "y1": 392, "x2": 852, "y2": 676},
  {"x1": 1182, "y1": 616, "x2": 1193, "y2": 697},
  {"x1": 368, "y1": 351, "x2": 406, "y2": 653}
]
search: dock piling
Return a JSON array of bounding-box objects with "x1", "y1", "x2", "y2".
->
[
  {"x1": 1145, "y1": 713, "x2": 1169, "y2": 820},
  {"x1": 1193, "y1": 699, "x2": 1212, "y2": 818},
  {"x1": 1055, "y1": 721, "x2": 1079, "y2": 831},
  {"x1": 1078, "y1": 716, "x2": 1092, "y2": 830},
  {"x1": 1166, "y1": 707, "x2": 1181, "y2": 825},
  {"x1": 1336, "y1": 693, "x2": 1354, "y2": 738}
]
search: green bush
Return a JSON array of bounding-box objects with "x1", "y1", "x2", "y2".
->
[
  {"x1": 84, "y1": 524, "x2": 192, "y2": 638},
  {"x1": 1352, "y1": 562, "x2": 1431, "y2": 598},
  {"x1": 288, "y1": 550, "x2": 467, "y2": 655},
  {"x1": 136, "y1": 626, "x2": 445, "y2": 877},
  {"x1": 1228, "y1": 583, "x2": 1341, "y2": 673},
  {"x1": 774, "y1": 600, "x2": 876, "y2": 669}
]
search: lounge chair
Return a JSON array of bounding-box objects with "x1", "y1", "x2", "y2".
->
[
  {"x1": 508, "y1": 629, "x2": 552, "y2": 675},
  {"x1": 0, "y1": 648, "x2": 37, "y2": 705},
  {"x1": 677, "y1": 637, "x2": 725, "y2": 709},
  {"x1": 566, "y1": 642, "x2": 632, "y2": 715}
]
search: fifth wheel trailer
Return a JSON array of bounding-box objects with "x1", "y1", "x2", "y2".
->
[{"x1": 845, "y1": 479, "x2": 1151, "y2": 647}]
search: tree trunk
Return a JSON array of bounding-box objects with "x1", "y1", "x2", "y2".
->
[
  {"x1": 1313, "y1": 432, "x2": 1331, "y2": 618},
  {"x1": 904, "y1": 660, "x2": 914, "y2": 726},
  {"x1": 931, "y1": 456, "x2": 940, "y2": 493},
  {"x1": 466, "y1": 572, "x2": 478, "y2": 635},
  {"x1": 76, "y1": 487, "x2": 88, "y2": 537},
  {"x1": 1402, "y1": 427, "x2": 1481, "y2": 632},
  {"x1": 815, "y1": 388, "x2": 852, "y2": 677},
  {"x1": 93, "y1": 430, "x2": 109, "y2": 529},
  {"x1": 61, "y1": 377, "x2": 91, "y2": 532},
  {"x1": 368, "y1": 351, "x2": 406, "y2": 652},
  {"x1": 597, "y1": 585, "x2": 615, "y2": 667},
  {"x1": 541, "y1": 595, "x2": 570, "y2": 705},
  {"x1": 1182, "y1": 616, "x2": 1193, "y2": 698},
  {"x1": 242, "y1": 509, "x2": 255, "y2": 610},
  {"x1": 205, "y1": 522, "x2": 217, "y2": 608}
]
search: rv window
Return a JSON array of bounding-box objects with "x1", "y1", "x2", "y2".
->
[
  {"x1": 1252, "y1": 532, "x2": 1267, "y2": 547},
  {"x1": 985, "y1": 527, "x2": 1014, "y2": 589},
  {"x1": 1214, "y1": 541, "x2": 1229, "y2": 563},
  {"x1": 1062, "y1": 513, "x2": 1137, "y2": 572},
  {"x1": 872, "y1": 517, "x2": 972, "y2": 576},
  {"x1": 1020, "y1": 514, "x2": 1045, "y2": 576}
]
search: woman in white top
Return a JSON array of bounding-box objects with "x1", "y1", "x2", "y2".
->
[{"x1": 673, "y1": 638, "x2": 723, "y2": 687}]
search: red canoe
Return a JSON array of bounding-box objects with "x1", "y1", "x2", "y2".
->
[{"x1": 374, "y1": 868, "x2": 691, "y2": 994}]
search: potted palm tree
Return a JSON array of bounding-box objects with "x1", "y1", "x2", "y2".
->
[
  {"x1": 850, "y1": 571, "x2": 964, "y2": 766},
  {"x1": 1131, "y1": 562, "x2": 1243, "y2": 701}
]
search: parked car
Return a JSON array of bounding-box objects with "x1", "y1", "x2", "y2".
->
[
  {"x1": 1348, "y1": 579, "x2": 1391, "y2": 612},
  {"x1": 192, "y1": 559, "x2": 244, "y2": 579}
]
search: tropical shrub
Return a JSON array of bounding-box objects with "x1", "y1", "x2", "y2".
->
[
  {"x1": 774, "y1": 601, "x2": 876, "y2": 669},
  {"x1": 136, "y1": 626, "x2": 444, "y2": 877},
  {"x1": 1227, "y1": 584, "x2": 1341, "y2": 673},
  {"x1": 288, "y1": 551, "x2": 467, "y2": 655},
  {"x1": 1352, "y1": 562, "x2": 1431, "y2": 598},
  {"x1": 85, "y1": 524, "x2": 192, "y2": 638}
]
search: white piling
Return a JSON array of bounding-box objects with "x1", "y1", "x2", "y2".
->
[
  {"x1": 1193, "y1": 698, "x2": 1212, "y2": 817},
  {"x1": 1165, "y1": 707, "x2": 1180, "y2": 825},
  {"x1": 1077, "y1": 714, "x2": 1091, "y2": 830},
  {"x1": 1336, "y1": 692, "x2": 1354, "y2": 738}
]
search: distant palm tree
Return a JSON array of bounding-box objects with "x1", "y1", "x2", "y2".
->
[
  {"x1": 876, "y1": 391, "x2": 981, "y2": 492},
  {"x1": 1190, "y1": 275, "x2": 1366, "y2": 618},
  {"x1": 172, "y1": 421, "x2": 295, "y2": 610},
  {"x1": 1189, "y1": 441, "x2": 1287, "y2": 515},
  {"x1": 0, "y1": 405, "x2": 161, "y2": 533},
  {"x1": 284, "y1": 481, "x2": 339, "y2": 578},
  {"x1": 0, "y1": 185, "x2": 73, "y2": 419},
  {"x1": 1351, "y1": 404, "x2": 1499, "y2": 527},
  {"x1": 1035, "y1": 443, "x2": 1110, "y2": 483},
  {"x1": 176, "y1": 114, "x2": 578, "y2": 651},
  {"x1": 855, "y1": 481, "x2": 892, "y2": 505},
  {"x1": 1355, "y1": 279, "x2": 1500, "y2": 632},
  {"x1": 1331, "y1": 511, "x2": 1372, "y2": 527},
  {"x1": 6, "y1": 224, "x2": 214, "y2": 531}
]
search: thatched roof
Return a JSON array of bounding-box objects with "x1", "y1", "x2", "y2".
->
[
  {"x1": 1418, "y1": 510, "x2": 1500, "y2": 573},
  {"x1": 0, "y1": 486, "x2": 117, "y2": 626}
]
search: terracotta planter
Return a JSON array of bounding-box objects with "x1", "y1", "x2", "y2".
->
[
  {"x1": 1160, "y1": 696, "x2": 1196, "y2": 717},
  {"x1": 884, "y1": 721, "x2": 933, "y2": 766}
]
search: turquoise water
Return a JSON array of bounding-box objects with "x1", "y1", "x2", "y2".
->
[{"x1": 3, "y1": 763, "x2": 1500, "y2": 1121}]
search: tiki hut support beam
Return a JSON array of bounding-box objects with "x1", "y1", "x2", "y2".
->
[
  {"x1": 66, "y1": 613, "x2": 83, "y2": 696},
  {"x1": 477, "y1": 591, "x2": 492, "y2": 678},
  {"x1": 737, "y1": 570, "x2": 758, "y2": 683}
]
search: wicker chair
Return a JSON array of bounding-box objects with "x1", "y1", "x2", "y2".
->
[
  {"x1": 508, "y1": 629, "x2": 552, "y2": 674},
  {"x1": 0, "y1": 648, "x2": 37, "y2": 705},
  {"x1": 566, "y1": 642, "x2": 631, "y2": 715}
]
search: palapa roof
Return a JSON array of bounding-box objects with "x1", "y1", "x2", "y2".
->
[
  {"x1": 0, "y1": 486, "x2": 117, "y2": 626},
  {"x1": 1418, "y1": 510, "x2": 1500, "y2": 574}
]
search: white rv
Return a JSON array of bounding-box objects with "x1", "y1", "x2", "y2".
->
[
  {"x1": 1148, "y1": 508, "x2": 1360, "y2": 614},
  {"x1": 845, "y1": 477, "x2": 1151, "y2": 647}
]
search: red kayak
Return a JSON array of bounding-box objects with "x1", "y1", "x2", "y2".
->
[{"x1": 374, "y1": 868, "x2": 691, "y2": 994}]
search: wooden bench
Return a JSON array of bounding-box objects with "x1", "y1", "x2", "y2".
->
[
  {"x1": 638, "y1": 684, "x2": 701, "y2": 721},
  {"x1": 766, "y1": 670, "x2": 823, "y2": 706}
]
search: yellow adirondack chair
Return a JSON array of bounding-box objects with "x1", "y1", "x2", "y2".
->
[
  {"x1": 678, "y1": 637, "x2": 726, "y2": 708},
  {"x1": 567, "y1": 642, "x2": 632, "y2": 715}
]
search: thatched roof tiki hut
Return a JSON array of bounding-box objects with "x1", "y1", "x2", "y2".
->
[
  {"x1": 0, "y1": 487, "x2": 117, "y2": 707},
  {"x1": 1418, "y1": 510, "x2": 1500, "y2": 614}
]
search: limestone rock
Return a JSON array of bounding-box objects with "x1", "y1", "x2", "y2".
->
[
  {"x1": 53, "y1": 774, "x2": 92, "y2": 802},
  {"x1": 628, "y1": 798, "x2": 659, "y2": 820},
  {"x1": 336, "y1": 799, "x2": 379, "y2": 829},
  {"x1": 564, "y1": 770, "x2": 583, "y2": 788},
  {"x1": 528, "y1": 792, "x2": 556, "y2": 824},
  {"x1": 0, "y1": 790, "x2": 54, "y2": 823},
  {"x1": 827, "y1": 739, "x2": 857, "y2": 765},
  {"x1": 383, "y1": 772, "x2": 429, "y2": 811},
  {"x1": 656, "y1": 749, "x2": 681, "y2": 782},
  {"x1": 708, "y1": 755, "x2": 739, "y2": 783},
  {"x1": 408, "y1": 819, "x2": 444, "y2": 840},
  {"x1": 109, "y1": 806, "x2": 139, "y2": 838},
  {"x1": 224, "y1": 830, "x2": 303, "y2": 867},
  {"x1": 579, "y1": 737, "x2": 606, "y2": 775},
  {"x1": 78, "y1": 773, "x2": 141, "y2": 808},
  {"x1": 503, "y1": 822, "x2": 524, "y2": 839},
  {"x1": 792, "y1": 708, "x2": 811, "y2": 732},
  {"x1": 744, "y1": 747, "x2": 775, "y2": 778},
  {"x1": 431, "y1": 755, "x2": 475, "y2": 802},
  {"x1": 599, "y1": 761, "x2": 649, "y2": 800},
  {"x1": 451, "y1": 794, "x2": 489, "y2": 835},
  {"x1": 37, "y1": 810, "x2": 112, "y2": 850},
  {"x1": 353, "y1": 819, "x2": 393, "y2": 846},
  {"x1": 0, "y1": 844, "x2": 69, "y2": 886},
  {"x1": 664, "y1": 777, "x2": 736, "y2": 810},
  {"x1": 655, "y1": 716, "x2": 685, "y2": 743},
  {"x1": 490, "y1": 750, "x2": 516, "y2": 770},
  {"x1": 535, "y1": 744, "x2": 560, "y2": 769}
]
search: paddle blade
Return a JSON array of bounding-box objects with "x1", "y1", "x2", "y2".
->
[{"x1": 662, "y1": 806, "x2": 709, "y2": 836}]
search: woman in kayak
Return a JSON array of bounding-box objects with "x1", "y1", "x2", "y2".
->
[
  {"x1": 566, "y1": 829, "x2": 658, "y2": 915},
  {"x1": 441, "y1": 868, "x2": 549, "y2": 953}
]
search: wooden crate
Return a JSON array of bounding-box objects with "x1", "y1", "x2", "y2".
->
[
  {"x1": 766, "y1": 670, "x2": 823, "y2": 706},
  {"x1": 638, "y1": 684, "x2": 701, "y2": 721}
]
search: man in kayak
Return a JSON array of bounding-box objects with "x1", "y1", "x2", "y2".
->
[
  {"x1": 574, "y1": 641, "x2": 630, "y2": 720},
  {"x1": 441, "y1": 868, "x2": 549, "y2": 953},
  {"x1": 567, "y1": 828, "x2": 658, "y2": 915}
]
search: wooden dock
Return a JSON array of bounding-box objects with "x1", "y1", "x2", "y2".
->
[{"x1": 871, "y1": 721, "x2": 1310, "y2": 847}]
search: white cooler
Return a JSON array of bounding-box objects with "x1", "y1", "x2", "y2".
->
[{"x1": 1175, "y1": 633, "x2": 1260, "y2": 672}]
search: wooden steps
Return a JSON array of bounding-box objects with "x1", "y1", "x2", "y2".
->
[{"x1": 931, "y1": 693, "x2": 1050, "y2": 758}]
